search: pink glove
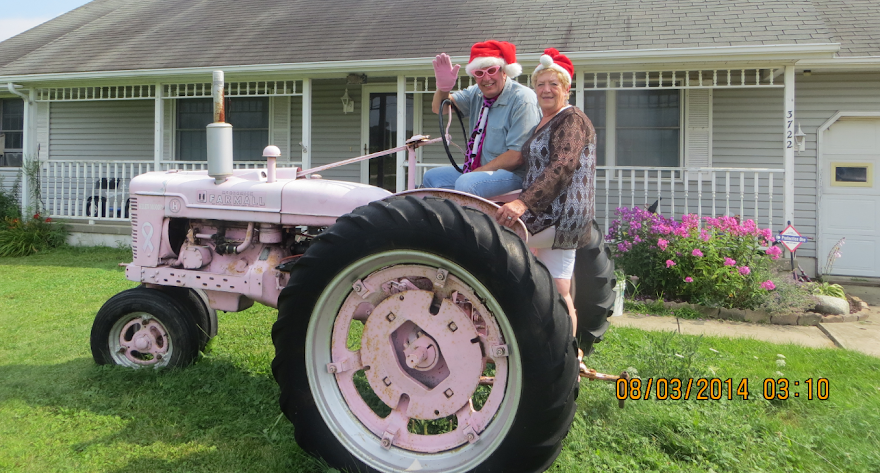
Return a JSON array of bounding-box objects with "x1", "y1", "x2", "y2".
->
[{"x1": 433, "y1": 53, "x2": 461, "y2": 92}]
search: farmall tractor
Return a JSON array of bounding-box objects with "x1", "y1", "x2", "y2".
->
[{"x1": 91, "y1": 72, "x2": 617, "y2": 472}]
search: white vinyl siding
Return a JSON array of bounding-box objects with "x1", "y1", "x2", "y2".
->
[
  {"x1": 49, "y1": 101, "x2": 153, "y2": 160},
  {"x1": 309, "y1": 80, "x2": 362, "y2": 181},
  {"x1": 0, "y1": 168, "x2": 18, "y2": 194}
]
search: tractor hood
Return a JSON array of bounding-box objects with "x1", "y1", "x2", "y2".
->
[{"x1": 129, "y1": 169, "x2": 392, "y2": 225}]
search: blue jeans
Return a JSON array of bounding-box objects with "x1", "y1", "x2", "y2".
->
[{"x1": 421, "y1": 166, "x2": 523, "y2": 198}]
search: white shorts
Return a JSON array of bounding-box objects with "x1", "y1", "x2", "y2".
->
[{"x1": 528, "y1": 227, "x2": 576, "y2": 280}]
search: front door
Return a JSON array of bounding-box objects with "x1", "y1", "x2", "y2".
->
[
  {"x1": 819, "y1": 117, "x2": 880, "y2": 277},
  {"x1": 361, "y1": 86, "x2": 413, "y2": 192}
]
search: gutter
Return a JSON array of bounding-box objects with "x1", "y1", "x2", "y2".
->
[
  {"x1": 796, "y1": 56, "x2": 880, "y2": 71},
  {"x1": 0, "y1": 43, "x2": 841, "y2": 84},
  {"x1": 6, "y1": 83, "x2": 31, "y2": 103}
]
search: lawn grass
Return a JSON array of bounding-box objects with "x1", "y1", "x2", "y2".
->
[{"x1": 1, "y1": 246, "x2": 879, "y2": 472}]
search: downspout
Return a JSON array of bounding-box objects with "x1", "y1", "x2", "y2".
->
[{"x1": 6, "y1": 83, "x2": 30, "y2": 102}]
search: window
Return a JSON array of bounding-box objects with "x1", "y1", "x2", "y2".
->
[
  {"x1": 176, "y1": 97, "x2": 269, "y2": 161},
  {"x1": 582, "y1": 90, "x2": 681, "y2": 167},
  {"x1": 0, "y1": 98, "x2": 24, "y2": 167}
]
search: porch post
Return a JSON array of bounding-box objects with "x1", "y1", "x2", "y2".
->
[
  {"x1": 783, "y1": 66, "x2": 795, "y2": 226},
  {"x1": 19, "y1": 89, "x2": 34, "y2": 215},
  {"x1": 396, "y1": 75, "x2": 406, "y2": 192},
  {"x1": 575, "y1": 69, "x2": 584, "y2": 111},
  {"x1": 301, "y1": 78, "x2": 312, "y2": 170},
  {"x1": 153, "y1": 84, "x2": 163, "y2": 170}
]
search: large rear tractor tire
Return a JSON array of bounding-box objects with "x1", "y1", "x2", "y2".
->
[
  {"x1": 573, "y1": 220, "x2": 616, "y2": 356},
  {"x1": 272, "y1": 196, "x2": 578, "y2": 473},
  {"x1": 91, "y1": 287, "x2": 199, "y2": 368}
]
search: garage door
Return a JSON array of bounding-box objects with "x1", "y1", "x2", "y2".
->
[{"x1": 819, "y1": 118, "x2": 880, "y2": 277}]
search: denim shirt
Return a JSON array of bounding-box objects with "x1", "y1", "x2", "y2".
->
[{"x1": 452, "y1": 78, "x2": 539, "y2": 177}]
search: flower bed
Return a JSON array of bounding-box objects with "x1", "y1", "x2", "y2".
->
[{"x1": 607, "y1": 207, "x2": 781, "y2": 310}]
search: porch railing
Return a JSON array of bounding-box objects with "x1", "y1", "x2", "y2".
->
[
  {"x1": 40, "y1": 160, "x2": 299, "y2": 221},
  {"x1": 595, "y1": 167, "x2": 784, "y2": 235},
  {"x1": 39, "y1": 160, "x2": 783, "y2": 235}
]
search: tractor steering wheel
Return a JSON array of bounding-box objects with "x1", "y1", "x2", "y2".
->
[{"x1": 439, "y1": 98, "x2": 469, "y2": 174}]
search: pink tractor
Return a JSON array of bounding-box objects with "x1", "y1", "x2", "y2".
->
[{"x1": 91, "y1": 72, "x2": 617, "y2": 472}]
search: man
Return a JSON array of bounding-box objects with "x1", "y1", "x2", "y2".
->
[{"x1": 423, "y1": 40, "x2": 540, "y2": 198}]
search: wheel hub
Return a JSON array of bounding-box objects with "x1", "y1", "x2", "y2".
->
[
  {"x1": 324, "y1": 260, "x2": 515, "y2": 455},
  {"x1": 118, "y1": 316, "x2": 169, "y2": 365},
  {"x1": 360, "y1": 290, "x2": 483, "y2": 420},
  {"x1": 404, "y1": 333, "x2": 439, "y2": 371}
]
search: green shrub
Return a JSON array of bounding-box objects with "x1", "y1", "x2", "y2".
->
[
  {"x1": 0, "y1": 213, "x2": 67, "y2": 257},
  {"x1": 607, "y1": 207, "x2": 781, "y2": 310},
  {"x1": 0, "y1": 186, "x2": 21, "y2": 221},
  {"x1": 808, "y1": 281, "x2": 846, "y2": 300}
]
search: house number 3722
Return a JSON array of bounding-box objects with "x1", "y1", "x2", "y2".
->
[{"x1": 785, "y1": 110, "x2": 794, "y2": 148}]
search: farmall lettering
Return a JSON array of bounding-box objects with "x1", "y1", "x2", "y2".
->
[{"x1": 202, "y1": 190, "x2": 266, "y2": 207}]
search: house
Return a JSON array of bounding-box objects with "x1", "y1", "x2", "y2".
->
[{"x1": 1, "y1": 0, "x2": 878, "y2": 278}]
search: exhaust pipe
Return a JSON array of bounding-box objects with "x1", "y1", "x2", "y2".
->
[{"x1": 207, "y1": 71, "x2": 233, "y2": 184}]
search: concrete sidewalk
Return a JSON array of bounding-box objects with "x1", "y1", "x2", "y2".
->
[{"x1": 610, "y1": 282, "x2": 879, "y2": 357}]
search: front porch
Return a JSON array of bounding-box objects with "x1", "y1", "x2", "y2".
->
[{"x1": 7, "y1": 61, "x2": 798, "y2": 242}]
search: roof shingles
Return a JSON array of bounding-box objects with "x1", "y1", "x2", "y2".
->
[{"x1": 0, "y1": 0, "x2": 871, "y2": 76}]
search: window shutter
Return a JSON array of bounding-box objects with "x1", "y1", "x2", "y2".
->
[
  {"x1": 163, "y1": 101, "x2": 173, "y2": 161},
  {"x1": 271, "y1": 96, "x2": 290, "y2": 160},
  {"x1": 37, "y1": 102, "x2": 50, "y2": 160},
  {"x1": 685, "y1": 89, "x2": 712, "y2": 169}
]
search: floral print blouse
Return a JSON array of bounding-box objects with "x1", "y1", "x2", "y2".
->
[{"x1": 519, "y1": 106, "x2": 596, "y2": 250}]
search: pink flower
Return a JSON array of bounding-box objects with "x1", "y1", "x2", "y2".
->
[
  {"x1": 634, "y1": 235, "x2": 642, "y2": 243},
  {"x1": 666, "y1": 259, "x2": 676, "y2": 268},
  {"x1": 766, "y1": 246, "x2": 782, "y2": 260},
  {"x1": 45, "y1": 218, "x2": 52, "y2": 223},
  {"x1": 692, "y1": 249, "x2": 704, "y2": 257},
  {"x1": 760, "y1": 280, "x2": 776, "y2": 290},
  {"x1": 724, "y1": 257, "x2": 736, "y2": 266},
  {"x1": 657, "y1": 238, "x2": 668, "y2": 250},
  {"x1": 684, "y1": 277, "x2": 693, "y2": 283},
  {"x1": 738, "y1": 266, "x2": 751, "y2": 275}
]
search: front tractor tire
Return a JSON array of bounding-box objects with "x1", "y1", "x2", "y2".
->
[
  {"x1": 272, "y1": 196, "x2": 579, "y2": 473},
  {"x1": 91, "y1": 287, "x2": 200, "y2": 369}
]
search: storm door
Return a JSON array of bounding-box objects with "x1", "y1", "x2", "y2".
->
[{"x1": 362, "y1": 87, "x2": 413, "y2": 191}]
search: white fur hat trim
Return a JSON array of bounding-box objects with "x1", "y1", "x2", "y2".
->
[
  {"x1": 533, "y1": 54, "x2": 571, "y2": 83},
  {"x1": 466, "y1": 56, "x2": 522, "y2": 78}
]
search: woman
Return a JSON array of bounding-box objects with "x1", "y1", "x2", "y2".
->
[{"x1": 495, "y1": 48, "x2": 596, "y2": 347}]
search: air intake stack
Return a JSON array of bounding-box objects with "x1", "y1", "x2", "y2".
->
[{"x1": 206, "y1": 71, "x2": 233, "y2": 184}]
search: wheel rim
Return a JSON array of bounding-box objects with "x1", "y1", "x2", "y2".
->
[
  {"x1": 305, "y1": 250, "x2": 523, "y2": 472},
  {"x1": 108, "y1": 312, "x2": 173, "y2": 368}
]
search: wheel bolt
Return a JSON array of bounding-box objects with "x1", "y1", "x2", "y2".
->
[{"x1": 381, "y1": 438, "x2": 391, "y2": 448}]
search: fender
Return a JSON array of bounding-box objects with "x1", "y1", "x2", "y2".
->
[{"x1": 390, "y1": 189, "x2": 528, "y2": 242}]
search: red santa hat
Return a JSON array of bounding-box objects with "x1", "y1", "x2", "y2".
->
[
  {"x1": 532, "y1": 48, "x2": 574, "y2": 83},
  {"x1": 465, "y1": 40, "x2": 522, "y2": 78}
]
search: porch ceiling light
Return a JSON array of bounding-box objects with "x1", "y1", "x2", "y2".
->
[
  {"x1": 795, "y1": 123, "x2": 806, "y2": 153},
  {"x1": 341, "y1": 89, "x2": 355, "y2": 114}
]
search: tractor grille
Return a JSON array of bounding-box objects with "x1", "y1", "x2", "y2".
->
[{"x1": 130, "y1": 198, "x2": 138, "y2": 259}]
